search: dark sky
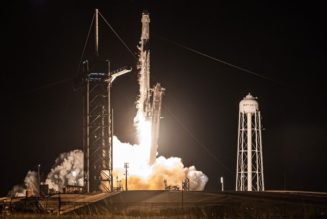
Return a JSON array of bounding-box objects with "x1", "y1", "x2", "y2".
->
[{"x1": 1, "y1": 1, "x2": 327, "y2": 196}]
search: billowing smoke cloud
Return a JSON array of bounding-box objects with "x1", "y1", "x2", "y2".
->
[
  {"x1": 10, "y1": 138, "x2": 208, "y2": 195},
  {"x1": 45, "y1": 150, "x2": 84, "y2": 192},
  {"x1": 24, "y1": 171, "x2": 39, "y2": 196},
  {"x1": 8, "y1": 171, "x2": 39, "y2": 197},
  {"x1": 113, "y1": 137, "x2": 208, "y2": 191},
  {"x1": 8, "y1": 185, "x2": 26, "y2": 197}
]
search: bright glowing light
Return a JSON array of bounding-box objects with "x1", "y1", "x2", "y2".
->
[
  {"x1": 111, "y1": 97, "x2": 208, "y2": 190},
  {"x1": 134, "y1": 111, "x2": 152, "y2": 162},
  {"x1": 138, "y1": 118, "x2": 152, "y2": 149}
]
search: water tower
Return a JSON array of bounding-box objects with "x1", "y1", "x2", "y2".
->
[{"x1": 236, "y1": 93, "x2": 264, "y2": 191}]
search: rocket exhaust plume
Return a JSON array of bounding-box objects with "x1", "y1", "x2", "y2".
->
[
  {"x1": 134, "y1": 11, "x2": 165, "y2": 165},
  {"x1": 134, "y1": 11, "x2": 152, "y2": 164}
]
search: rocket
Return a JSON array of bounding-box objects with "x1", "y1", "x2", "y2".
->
[
  {"x1": 137, "y1": 11, "x2": 165, "y2": 165},
  {"x1": 137, "y1": 11, "x2": 152, "y2": 120}
]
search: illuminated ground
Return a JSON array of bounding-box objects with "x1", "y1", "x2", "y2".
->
[{"x1": 1, "y1": 190, "x2": 327, "y2": 218}]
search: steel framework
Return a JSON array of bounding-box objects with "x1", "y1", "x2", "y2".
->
[
  {"x1": 82, "y1": 9, "x2": 131, "y2": 192},
  {"x1": 236, "y1": 93, "x2": 264, "y2": 191},
  {"x1": 83, "y1": 60, "x2": 111, "y2": 192}
]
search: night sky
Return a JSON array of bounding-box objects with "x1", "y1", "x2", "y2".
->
[{"x1": 1, "y1": 1, "x2": 327, "y2": 196}]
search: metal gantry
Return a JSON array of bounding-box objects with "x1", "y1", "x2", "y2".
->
[
  {"x1": 83, "y1": 60, "x2": 131, "y2": 193},
  {"x1": 236, "y1": 93, "x2": 264, "y2": 191},
  {"x1": 82, "y1": 9, "x2": 131, "y2": 193},
  {"x1": 83, "y1": 60, "x2": 111, "y2": 192}
]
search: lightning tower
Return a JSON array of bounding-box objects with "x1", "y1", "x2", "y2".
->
[
  {"x1": 83, "y1": 9, "x2": 131, "y2": 193},
  {"x1": 236, "y1": 93, "x2": 264, "y2": 191}
]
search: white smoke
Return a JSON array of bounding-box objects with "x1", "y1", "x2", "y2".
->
[
  {"x1": 9, "y1": 138, "x2": 208, "y2": 194},
  {"x1": 9, "y1": 150, "x2": 84, "y2": 195},
  {"x1": 40, "y1": 135, "x2": 208, "y2": 191},
  {"x1": 45, "y1": 150, "x2": 83, "y2": 192},
  {"x1": 8, "y1": 185, "x2": 26, "y2": 197},
  {"x1": 8, "y1": 170, "x2": 39, "y2": 197},
  {"x1": 113, "y1": 137, "x2": 208, "y2": 190},
  {"x1": 24, "y1": 170, "x2": 39, "y2": 195}
]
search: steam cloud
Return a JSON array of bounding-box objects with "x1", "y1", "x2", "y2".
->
[
  {"x1": 113, "y1": 136, "x2": 208, "y2": 190},
  {"x1": 45, "y1": 150, "x2": 84, "y2": 192},
  {"x1": 40, "y1": 136, "x2": 208, "y2": 192},
  {"x1": 9, "y1": 137, "x2": 207, "y2": 196},
  {"x1": 8, "y1": 171, "x2": 39, "y2": 197}
]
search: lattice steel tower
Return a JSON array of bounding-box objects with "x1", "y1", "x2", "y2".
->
[
  {"x1": 236, "y1": 93, "x2": 264, "y2": 191},
  {"x1": 82, "y1": 9, "x2": 131, "y2": 193}
]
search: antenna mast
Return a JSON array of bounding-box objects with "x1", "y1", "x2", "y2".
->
[{"x1": 95, "y1": 8, "x2": 99, "y2": 55}]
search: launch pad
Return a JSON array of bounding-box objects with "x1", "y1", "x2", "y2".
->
[{"x1": 1, "y1": 190, "x2": 327, "y2": 217}]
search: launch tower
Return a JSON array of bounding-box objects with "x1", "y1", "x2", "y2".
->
[
  {"x1": 83, "y1": 9, "x2": 131, "y2": 193},
  {"x1": 236, "y1": 93, "x2": 264, "y2": 191}
]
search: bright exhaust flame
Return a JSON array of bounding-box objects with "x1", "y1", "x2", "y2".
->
[
  {"x1": 138, "y1": 117, "x2": 151, "y2": 150},
  {"x1": 134, "y1": 111, "x2": 152, "y2": 163}
]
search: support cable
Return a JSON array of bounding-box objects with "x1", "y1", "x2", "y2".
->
[
  {"x1": 156, "y1": 35, "x2": 282, "y2": 85},
  {"x1": 76, "y1": 13, "x2": 95, "y2": 76}
]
